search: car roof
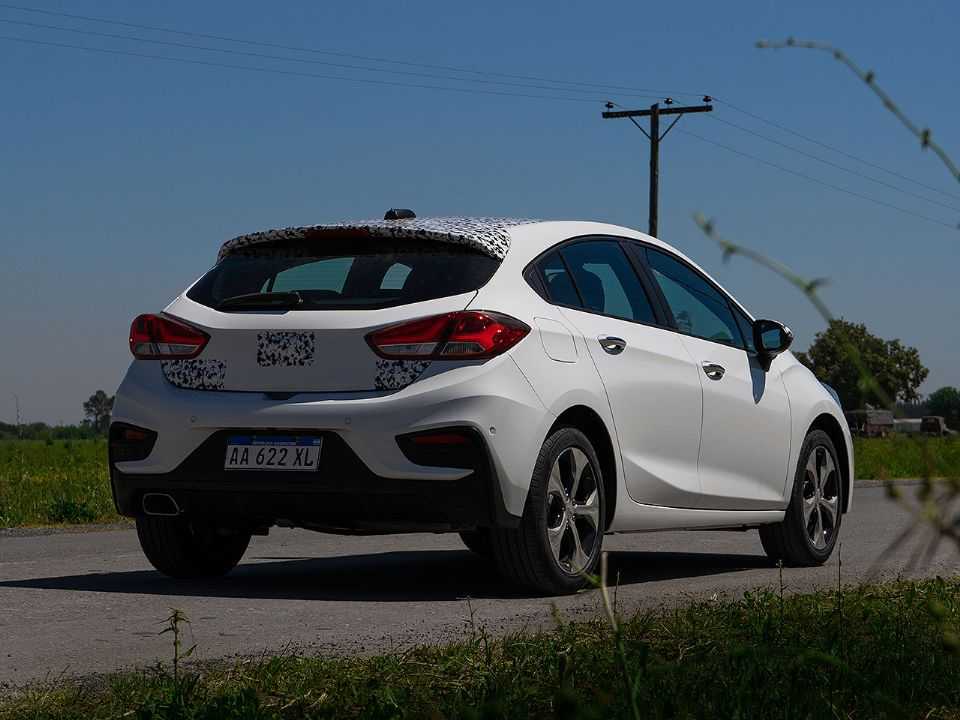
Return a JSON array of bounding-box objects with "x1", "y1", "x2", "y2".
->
[{"x1": 217, "y1": 217, "x2": 747, "y2": 314}]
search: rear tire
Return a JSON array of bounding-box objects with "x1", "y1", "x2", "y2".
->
[
  {"x1": 759, "y1": 429, "x2": 843, "y2": 566},
  {"x1": 459, "y1": 529, "x2": 493, "y2": 559},
  {"x1": 136, "y1": 516, "x2": 250, "y2": 579},
  {"x1": 490, "y1": 427, "x2": 605, "y2": 595}
]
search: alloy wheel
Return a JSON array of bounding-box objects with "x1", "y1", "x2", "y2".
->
[
  {"x1": 802, "y1": 445, "x2": 840, "y2": 550},
  {"x1": 545, "y1": 447, "x2": 601, "y2": 574}
]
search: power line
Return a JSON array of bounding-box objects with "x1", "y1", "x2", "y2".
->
[
  {"x1": 0, "y1": 16, "x2": 663, "y2": 101},
  {"x1": 714, "y1": 97, "x2": 960, "y2": 203},
  {"x1": 6, "y1": 4, "x2": 957, "y2": 227},
  {"x1": 708, "y1": 114, "x2": 960, "y2": 214},
  {"x1": 678, "y1": 127, "x2": 959, "y2": 231},
  {"x1": 0, "y1": 34, "x2": 616, "y2": 103},
  {"x1": 0, "y1": 2, "x2": 706, "y2": 99},
  {"x1": 5, "y1": 1, "x2": 957, "y2": 209}
]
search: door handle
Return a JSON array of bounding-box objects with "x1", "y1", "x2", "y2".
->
[
  {"x1": 598, "y1": 336, "x2": 626, "y2": 355},
  {"x1": 702, "y1": 362, "x2": 725, "y2": 380}
]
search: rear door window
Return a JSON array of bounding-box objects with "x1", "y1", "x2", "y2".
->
[
  {"x1": 558, "y1": 240, "x2": 657, "y2": 324},
  {"x1": 188, "y1": 239, "x2": 500, "y2": 311}
]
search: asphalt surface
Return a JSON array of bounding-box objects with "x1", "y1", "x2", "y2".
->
[{"x1": 1, "y1": 485, "x2": 958, "y2": 686}]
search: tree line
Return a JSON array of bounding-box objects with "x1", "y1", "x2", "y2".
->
[
  {"x1": 797, "y1": 318, "x2": 958, "y2": 428},
  {"x1": 1, "y1": 390, "x2": 114, "y2": 440}
]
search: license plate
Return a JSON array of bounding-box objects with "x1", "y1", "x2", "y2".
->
[{"x1": 224, "y1": 436, "x2": 322, "y2": 471}]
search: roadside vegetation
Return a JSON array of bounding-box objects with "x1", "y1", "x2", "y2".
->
[
  {"x1": 2, "y1": 578, "x2": 958, "y2": 719},
  {"x1": 0, "y1": 436, "x2": 958, "y2": 528},
  {"x1": 0, "y1": 439, "x2": 118, "y2": 527},
  {"x1": 854, "y1": 436, "x2": 960, "y2": 480}
]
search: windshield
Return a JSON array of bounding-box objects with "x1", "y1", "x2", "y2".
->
[{"x1": 187, "y1": 238, "x2": 500, "y2": 311}]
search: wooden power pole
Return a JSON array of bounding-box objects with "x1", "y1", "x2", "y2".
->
[{"x1": 602, "y1": 97, "x2": 713, "y2": 238}]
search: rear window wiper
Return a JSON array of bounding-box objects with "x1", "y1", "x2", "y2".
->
[{"x1": 217, "y1": 291, "x2": 304, "y2": 311}]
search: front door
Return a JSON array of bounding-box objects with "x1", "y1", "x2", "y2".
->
[{"x1": 643, "y1": 246, "x2": 791, "y2": 509}]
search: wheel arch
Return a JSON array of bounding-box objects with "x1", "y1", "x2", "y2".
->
[
  {"x1": 549, "y1": 405, "x2": 617, "y2": 530},
  {"x1": 808, "y1": 412, "x2": 852, "y2": 513}
]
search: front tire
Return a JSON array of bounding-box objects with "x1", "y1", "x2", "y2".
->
[
  {"x1": 136, "y1": 516, "x2": 250, "y2": 579},
  {"x1": 759, "y1": 429, "x2": 843, "y2": 566},
  {"x1": 490, "y1": 427, "x2": 605, "y2": 595}
]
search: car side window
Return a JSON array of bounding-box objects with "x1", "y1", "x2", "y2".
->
[
  {"x1": 645, "y1": 248, "x2": 743, "y2": 347},
  {"x1": 557, "y1": 240, "x2": 657, "y2": 324},
  {"x1": 539, "y1": 251, "x2": 582, "y2": 307},
  {"x1": 733, "y1": 307, "x2": 756, "y2": 353}
]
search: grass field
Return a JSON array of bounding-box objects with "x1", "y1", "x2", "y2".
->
[
  {"x1": 0, "y1": 436, "x2": 957, "y2": 528},
  {"x1": 2, "y1": 578, "x2": 959, "y2": 719},
  {"x1": 854, "y1": 435, "x2": 960, "y2": 480},
  {"x1": 0, "y1": 439, "x2": 118, "y2": 528}
]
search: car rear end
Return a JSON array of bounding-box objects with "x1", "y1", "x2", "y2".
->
[{"x1": 110, "y1": 226, "x2": 548, "y2": 534}]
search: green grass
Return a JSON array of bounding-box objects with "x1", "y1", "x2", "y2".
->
[
  {"x1": 2, "y1": 578, "x2": 959, "y2": 719},
  {"x1": 0, "y1": 436, "x2": 958, "y2": 528},
  {"x1": 854, "y1": 436, "x2": 960, "y2": 480},
  {"x1": 0, "y1": 439, "x2": 118, "y2": 528}
]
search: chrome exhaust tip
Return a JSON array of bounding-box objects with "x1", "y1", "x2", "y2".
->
[{"x1": 141, "y1": 493, "x2": 180, "y2": 517}]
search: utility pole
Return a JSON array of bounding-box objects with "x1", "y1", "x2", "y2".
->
[{"x1": 602, "y1": 97, "x2": 713, "y2": 238}]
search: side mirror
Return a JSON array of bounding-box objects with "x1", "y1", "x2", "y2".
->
[{"x1": 753, "y1": 319, "x2": 794, "y2": 370}]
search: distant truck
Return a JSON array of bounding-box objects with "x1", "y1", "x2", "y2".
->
[
  {"x1": 894, "y1": 418, "x2": 923, "y2": 435},
  {"x1": 845, "y1": 409, "x2": 894, "y2": 438},
  {"x1": 921, "y1": 416, "x2": 955, "y2": 437}
]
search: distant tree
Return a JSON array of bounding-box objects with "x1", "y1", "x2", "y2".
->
[
  {"x1": 927, "y1": 387, "x2": 960, "y2": 429},
  {"x1": 82, "y1": 390, "x2": 114, "y2": 435},
  {"x1": 796, "y1": 319, "x2": 928, "y2": 410}
]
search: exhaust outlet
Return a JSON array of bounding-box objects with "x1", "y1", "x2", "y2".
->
[{"x1": 142, "y1": 493, "x2": 180, "y2": 517}]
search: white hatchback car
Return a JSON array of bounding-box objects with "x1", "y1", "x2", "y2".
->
[{"x1": 111, "y1": 212, "x2": 852, "y2": 594}]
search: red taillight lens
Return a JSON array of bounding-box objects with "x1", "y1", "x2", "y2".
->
[
  {"x1": 129, "y1": 314, "x2": 209, "y2": 360},
  {"x1": 366, "y1": 311, "x2": 530, "y2": 360}
]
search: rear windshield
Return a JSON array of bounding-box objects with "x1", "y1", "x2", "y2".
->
[{"x1": 187, "y1": 239, "x2": 500, "y2": 311}]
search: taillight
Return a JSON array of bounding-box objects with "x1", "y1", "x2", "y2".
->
[
  {"x1": 129, "y1": 314, "x2": 209, "y2": 359},
  {"x1": 366, "y1": 311, "x2": 530, "y2": 360}
]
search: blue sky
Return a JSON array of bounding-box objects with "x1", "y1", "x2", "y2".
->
[{"x1": 1, "y1": 0, "x2": 957, "y2": 423}]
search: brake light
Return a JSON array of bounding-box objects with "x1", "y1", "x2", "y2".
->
[
  {"x1": 366, "y1": 311, "x2": 530, "y2": 360},
  {"x1": 129, "y1": 314, "x2": 209, "y2": 359}
]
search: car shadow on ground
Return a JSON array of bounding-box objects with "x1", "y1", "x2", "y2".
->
[{"x1": 0, "y1": 549, "x2": 772, "y2": 602}]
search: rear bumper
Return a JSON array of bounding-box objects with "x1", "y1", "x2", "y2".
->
[
  {"x1": 111, "y1": 430, "x2": 517, "y2": 531},
  {"x1": 110, "y1": 355, "x2": 553, "y2": 519}
]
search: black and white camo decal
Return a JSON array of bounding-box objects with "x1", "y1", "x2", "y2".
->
[
  {"x1": 256, "y1": 331, "x2": 316, "y2": 367},
  {"x1": 374, "y1": 359, "x2": 431, "y2": 391},
  {"x1": 161, "y1": 359, "x2": 226, "y2": 390},
  {"x1": 218, "y1": 217, "x2": 540, "y2": 263}
]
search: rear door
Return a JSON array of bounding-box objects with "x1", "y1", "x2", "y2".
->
[
  {"x1": 534, "y1": 238, "x2": 705, "y2": 508},
  {"x1": 162, "y1": 238, "x2": 501, "y2": 392},
  {"x1": 641, "y1": 246, "x2": 791, "y2": 509}
]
